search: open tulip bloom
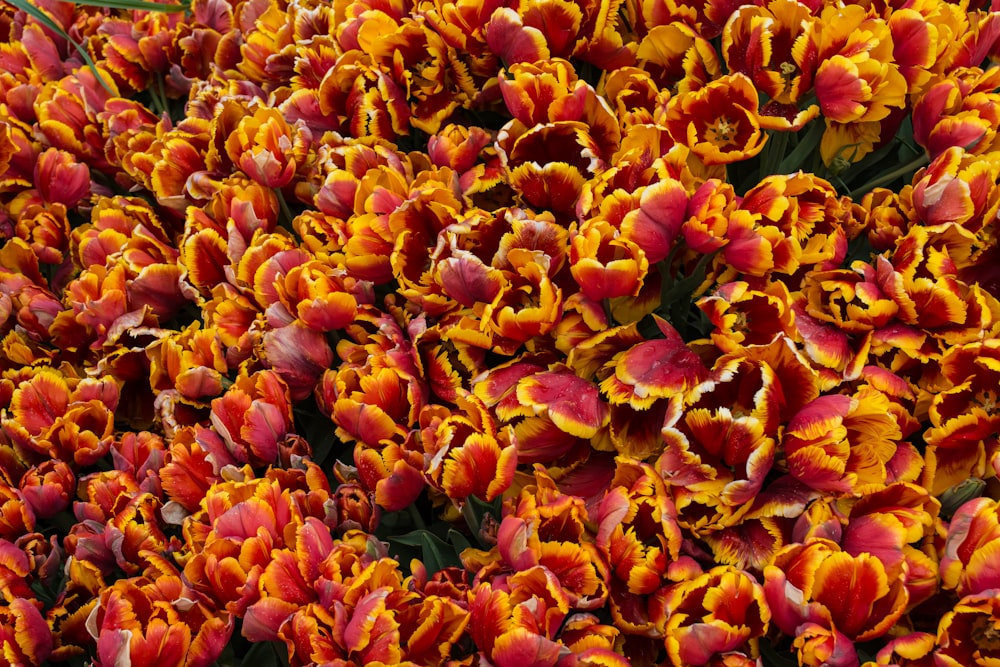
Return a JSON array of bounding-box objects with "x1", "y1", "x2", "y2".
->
[{"x1": 2, "y1": 0, "x2": 1000, "y2": 665}]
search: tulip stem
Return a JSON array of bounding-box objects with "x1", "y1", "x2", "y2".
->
[
  {"x1": 761, "y1": 129, "x2": 790, "y2": 176},
  {"x1": 407, "y1": 503, "x2": 427, "y2": 530},
  {"x1": 274, "y1": 187, "x2": 296, "y2": 231},
  {"x1": 148, "y1": 73, "x2": 169, "y2": 117},
  {"x1": 601, "y1": 298, "x2": 614, "y2": 325},
  {"x1": 848, "y1": 152, "x2": 929, "y2": 200}
]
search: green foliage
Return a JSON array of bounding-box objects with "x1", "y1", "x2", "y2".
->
[
  {"x1": 9, "y1": 0, "x2": 189, "y2": 95},
  {"x1": 7, "y1": 0, "x2": 113, "y2": 91}
]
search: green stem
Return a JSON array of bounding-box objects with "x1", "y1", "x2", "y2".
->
[
  {"x1": 601, "y1": 297, "x2": 614, "y2": 326},
  {"x1": 406, "y1": 503, "x2": 427, "y2": 530},
  {"x1": 146, "y1": 73, "x2": 168, "y2": 116},
  {"x1": 657, "y1": 242, "x2": 684, "y2": 315},
  {"x1": 848, "y1": 152, "x2": 930, "y2": 201},
  {"x1": 274, "y1": 187, "x2": 296, "y2": 231},
  {"x1": 761, "y1": 129, "x2": 790, "y2": 177},
  {"x1": 658, "y1": 260, "x2": 673, "y2": 315}
]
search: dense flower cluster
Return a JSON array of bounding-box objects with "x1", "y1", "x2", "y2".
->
[{"x1": 2, "y1": 0, "x2": 1000, "y2": 665}]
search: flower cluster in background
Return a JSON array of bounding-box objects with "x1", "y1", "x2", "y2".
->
[{"x1": 2, "y1": 0, "x2": 1000, "y2": 665}]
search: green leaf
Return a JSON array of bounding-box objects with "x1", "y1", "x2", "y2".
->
[
  {"x1": 447, "y1": 528, "x2": 473, "y2": 553},
  {"x1": 293, "y1": 406, "x2": 341, "y2": 468},
  {"x1": 465, "y1": 494, "x2": 502, "y2": 524},
  {"x1": 387, "y1": 531, "x2": 429, "y2": 547},
  {"x1": 389, "y1": 529, "x2": 463, "y2": 575},
  {"x1": 68, "y1": 0, "x2": 188, "y2": 11},
  {"x1": 240, "y1": 641, "x2": 288, "y2": 667},
  {"x1": 759, "y1": 639, "x2": 799, "y2": 667},
  {"x1": 940, "y1": 477, "x2": 986, "y2": 518},
  {"x1": 7, "y1": 0, "x2": 115, "y2": 93},
  {"x1": 461, "y1": 494, "x2": 502, "y2": 547},
  {"x1": 777, "y1": 118, "x2": 825, "y2": 175},
  {"x1": 419, "y1": 530, "x2": 449, "y2": 574},
  {"x1": 842, "y1": 232, "x2": 877, "y2": 268}
]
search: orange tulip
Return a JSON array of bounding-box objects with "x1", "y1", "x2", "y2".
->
[
  {"x1": 663, "y1": 73, "x2": 767, "y2": 165},
  {"x1": 224, "y1": 105, "x2": 311, "y2": 188},
  {"x1": 600, "y1": 316, "x2": 708, "y2": 410},
  {"x1": 940, "y1": 497, "x2": 1000, "y2": 598},
  {"x1": 654, "y1": 566, "x2": 770, "y2": 666},
  {"x1": 90, "y1": 574, "x2": 232, "y2": 667},
  {"x1": 0, "y1": 597, "x2": 52, "y2": 667},
  {"x1": 722, "y1": 0, "x2": 818, "y2": 108},
  {"x1": 783, "y1": 387, "x2": 902, "y2": 495},
  {"x1": 765, "y1": 539, "x2": 908, "y2": 647},
  {"x1": 935, "y1": 591, "x2": 1000, "y2": 667}
]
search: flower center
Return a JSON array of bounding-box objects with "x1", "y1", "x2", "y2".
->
[
  {"x1": 707, "y1": 116, "x2": 738, "y2": 146},
  {"x1": 733, "y1": 310, "x2": 749, "y2": 331},
  {"x1": 977, "y1": 389, "x2": 998, "y2": 413},
  {"x1": 971, "y1": 615, "x2": 1000, "y2": 651}
]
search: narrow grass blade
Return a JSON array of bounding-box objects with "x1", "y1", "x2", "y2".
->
[
  {"x1": 68, "y1": 0, "x2": 188, "y2": 13},
  {"x1": 7, "y1": 0, "x2": 115, "y2": 93}
]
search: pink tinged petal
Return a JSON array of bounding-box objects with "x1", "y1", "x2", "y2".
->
[
  {"x1": 262, "y1": 323, "x2": 333, "y2": 401},
  {"x1": 374, "y1": 458, "x2": 425, "y2": 512},
  {"x1": 611, "y1": 317, "x2": 708, "y2": 400},
  {"x1": 925, "y1": 116, "x2": 990, "y2": 160},
  {"x1": 241, "y1": 400, "x2": 288, "y2": 463},
  {"x1": 437, "y1": 252, "x2": 506, "y2": 307},
  {"x1": 210, "y1": 391, "x2": 252, "y2": 450},
  {"x1": 295, "y1": 517, "x2": 336, "y2": 583},
  {"x1": 492, "y1": 627, "x2": 564, "y2": 667},
  {"x1": 297, "y1": 291, "x2": 357, "y2": 331},
  {"x1": 792, "y1": 303, "x2": 852, "y2": 370},
  {"x1": 787, "y1": 395, "x2": 852, "y2": 439},
  {"x1": 913, "y1": 175, "x2": 972, "y2": 227},
  {"x1": 498, "y1": 516, "x2": 539, "y2": 571},
  {"x1": 489, "y1": 442, "x2": 518, "y2": 501},
  {"x1": 335, "y1": 400, "x2": 398, "y2": 445},
  {"x1": 96, "y1": 628, "x2": 133, "y2": 667},
  {"x1": 620, "y1": 178, "x2": 688, "y2": 264},
  {"x1": 513, "y1": 416, "x2": 585, "y2": 463},
  {"x1": 841, "y1": 515, "x2": 906, "y2": 576},
  {"x1": 175, "y1": 366, "x2": 224, "y2": 399},
  {"x1": 260, "y1": 550, "x2": 314, "y2": 606},
  {"x1": 485, "y1": 8, "x2": 551, "y2": 66},
  {"x1": 672, "y1": 622, "x2": 746, "y2": 665},
  {"x1": 186, "y1": 615, "x2": 234, "y2": 667},
  {"x1": 516, "y1": 368, "x2": 609, "y2": 438},
  {"x1": 442, "y1": 434, "x2": 517, "y2": 501},
  {"x1": 11, "y1": 597, "x2": 53, "y2": 665},
  {"x1": 214, "y1": 500, "x2": 277, "y2": 540},
  {"x1": 812, "y1": 552, "x2": 893, "y2": 639},
  {"x1": 762, "y1": 566, "x2": 819, "y2": 636},
  {"x1": 596, "y1": 488, "x2": 630, "y2": 552},
  {"x1": 343, "y1": 588, "x2": 391, "y2": 654},
  {"x1": 128, "y1": 263, "x2": 189, "y2": 320},
  {"x1": 11, "y1": 371, "x2": 69, "y2": 435},
  {"x1": 722, "y1": 433, "x2": 775, "y2": 505},
  {"x1": 131, "y1": 618, "x2": 189, "y2": 667},
  {"x1": 475, "y1": 361, "x2": 547, "y2": 418},
  {"x1": 954, "y1": 11, "x2": 1000, "y2": 68},
  {"x1": 941, "y1": 497, "x2": 999, "y2": 588},
  {"x1": 242, "y1": 597, "x2": 300, "y2": 642},
  {"x1": 315, "y1": 171, "x2": 357, "y2": 218},
  {"x1": 815, "y1": 57, "x2": 867, "y2": 123},
  {"x1": 21, "y1": 25, "x2": 64, "y2": 82},
  {"x1": 964, "y1": 538, "x2": 1000, "y2": 596}
]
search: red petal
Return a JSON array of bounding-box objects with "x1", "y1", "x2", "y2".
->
[
  {"x1": 485, "y1": 8, "x2": 551, "y2": 65},
  {"x1": 516, "y1": 367, "x2": 608, "y2": 438}
]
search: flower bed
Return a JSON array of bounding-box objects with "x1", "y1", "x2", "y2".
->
[{"x1": 1, "y1": 0, "x2": 1000, "y2": 665}]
